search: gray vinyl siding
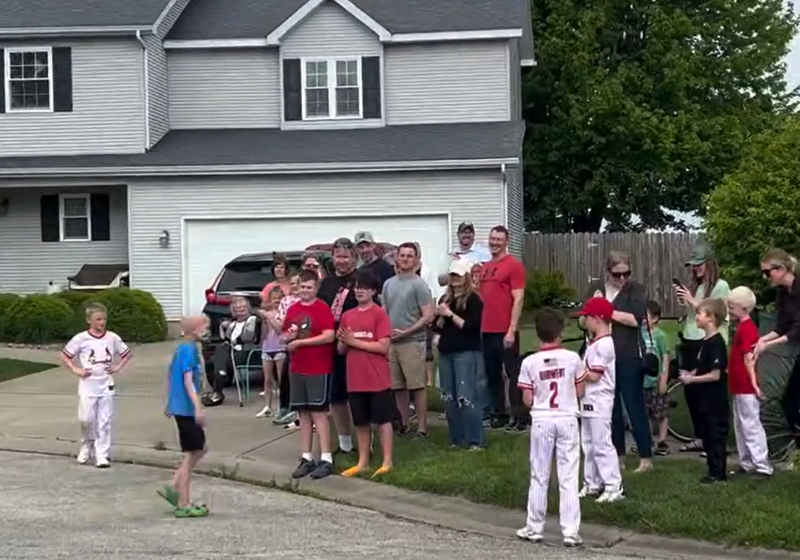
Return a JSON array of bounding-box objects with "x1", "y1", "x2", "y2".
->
[
  {"x1": 384, "y1": 41, "x2": 510, "y2": 125},
  {"x1": 506, "y1": 164, "x2": 525, "y2": 258},
  {"x1": 0, "y1": 186, "x2": 129, "y2": 294},
  {"x1": 143, "y1": 35, "x2": 169, "y2": 147},
  {"x1": 168, "y1": 49, "x2": 281, "y2": 129},
  {"x1": 509, "y1": 40, "x2": 522, "y2": 121},
  {"x1": 154, "y1": 0, "x2": 192, "y2": 39},
  {"x1": 280, "y1": 1, "x2": 382, "y2": 58},
  {"x1": 0, "y1": 39, "x2": 144, "y2": 157},
  {"x1": 128, "y1": 170, "x2": 503, "y2": 318}
]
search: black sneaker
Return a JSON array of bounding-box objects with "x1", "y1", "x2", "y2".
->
[
  {"x1": 655, "y1": 442, "x2": 670, "y2": 456},
  {"x1": 700, "y1": 475, "x2": 726, "y2": 485},
  {"x1": 504, "y1": 420, "x2": 527, "y2": 434},
  {"x1": 310, "y1": 460, "x2": 334, "y2": 479},
  {"x1": 489, "y1": 417, "x2": 509, "y2": 430},
  {"x1": 292, "y1": 458, "x2": 317, "y2": 479}
]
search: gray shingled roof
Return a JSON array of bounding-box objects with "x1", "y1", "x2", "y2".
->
[
  {"x1": 0, "y1": 0, "x2": 173, "y2": 30},
  {"x1": 167, "y1": 0, "x2": 528, "y2": 40},
  {"x1": 0, "y1": 122, "x2": 524, "y2": 172}
]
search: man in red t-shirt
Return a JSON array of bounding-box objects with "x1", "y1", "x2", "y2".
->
[
  {"x1": 337, "y1": 270, "x2": 394, "y2": 478},
  {"x1": 282, "y1": 270, "x2": 336, "y2": 480},
  {"x1": 727, "y1": 286, "x2": 773, "y2": 476},
  {"x1": 479, "y1": 225, "x2": 526, "y2": 431}
]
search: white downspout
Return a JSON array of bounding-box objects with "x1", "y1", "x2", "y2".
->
[
  {"x1": 136, "y1": 30, "x2": 151, "y2": 150},
  {"x1": 501, "y1": 163, "x2": 509, "y2": 226}
]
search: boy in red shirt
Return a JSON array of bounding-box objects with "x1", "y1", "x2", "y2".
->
[
  {"x1": 337, "y1": 270, "x2": 394, "y2": 478},
  {"x1": 282, "y1": 270, "x2": 336, "y2": 480},
  {"x1": 727, "y1": 286, "x2": 773, "y2": 477}
]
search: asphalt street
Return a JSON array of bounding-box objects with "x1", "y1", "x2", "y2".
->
[{"x1": 0, "y1": 450, "x2": 685, "y2": 560}]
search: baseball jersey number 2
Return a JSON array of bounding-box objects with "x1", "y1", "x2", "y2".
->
[{"x1": 549, "y1": 381, "x2": 559, "y2": 409}]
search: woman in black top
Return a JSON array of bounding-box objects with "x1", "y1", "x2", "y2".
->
[
  {"x1": 435, "y1": 259, "x2": 485, "y2": 449},
  {"x1": 754, "y1": 249, "x2": 800, "y2": 454}
]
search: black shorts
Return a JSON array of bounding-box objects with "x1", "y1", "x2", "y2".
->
[
  {"x1": 175, "y1": 415, "x2": 206, "y2": 452},
  {"x1": 289, "y1": 372, "x2": 330, "y2": 412},
  {"x1": 349, "y1": 389, "x2": 396, "y2": 427},
  {"x1": 329, "y1": 353, "x2": 349, "y2": 405}
]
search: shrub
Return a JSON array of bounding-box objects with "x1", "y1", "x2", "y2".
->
[
  {"x1": 94, "y1": 288, "x2": 167, "y2": 343},
  {"x1": 524, "y1": 270, "x2": 576, "y2": 311},
  {"x1": 54, "y1": 291, "x2": 94, "y2": 335},
  {"x1": 5, "y1": 294, "x2": 71, "y2": 344},
  {"x1": 0, "y1": 293, "x2": 21, "y2": 342}
]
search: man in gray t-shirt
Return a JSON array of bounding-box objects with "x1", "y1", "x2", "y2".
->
[{"x1": 381, "y1": 243, "x2": 434, "y2": 435}]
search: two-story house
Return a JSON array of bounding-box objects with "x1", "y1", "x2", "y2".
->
[{"x1": 0, "y1": 0, "x2": 532, "y2": 323}]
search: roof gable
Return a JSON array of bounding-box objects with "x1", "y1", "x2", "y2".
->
[{"x1": 266, "y1": 0, "x2": 390, "y2": 45}]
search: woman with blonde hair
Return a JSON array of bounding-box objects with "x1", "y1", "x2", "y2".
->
[
  {"x1": 754, "y1": 249, "x2": 800, "y2": 464},
  {"x1": 435, "y1": 259, "x2": 486, "y2": 448},
  {"x1": 205, "y1": 296, "x2": 258, "y2": 406}
]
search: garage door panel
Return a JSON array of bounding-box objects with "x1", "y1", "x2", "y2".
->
[{"x1": 184, "y1": 215, "x2": 449, "y2": 316}]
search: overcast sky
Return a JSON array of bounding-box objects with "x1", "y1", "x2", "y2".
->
[{"x1": 788, "y1": 3, "x2": 800, "y2": 87}]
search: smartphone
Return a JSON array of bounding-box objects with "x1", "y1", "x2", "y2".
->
[{"x1": 672, "y1": 278, "x2": 682, "y2": 287}]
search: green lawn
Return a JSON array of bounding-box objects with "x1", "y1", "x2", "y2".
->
[{"x1": 0, "y1": 358, "x2": 56, "y2": 382}]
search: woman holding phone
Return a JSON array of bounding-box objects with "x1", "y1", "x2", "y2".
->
[{"x1": 673, "y1": 243, "x2": 730, "y2": 454}]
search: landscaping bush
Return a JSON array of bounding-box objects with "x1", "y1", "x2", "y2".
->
[
  {"x1": 94, "y1": 288, "x2": 167, "y2": 343},
  {"x1": 4, "y1": 294, "x2": 71, "y2": 344},
  {"x1": 54, "y1": 291, "x2": 95, "y2": 335},
  {"x1": 524, "y1": 270, "x2": 576, "y2": 312},
  {"x1": 0, "y1": 293, "x2": 21, "y2": 342}
]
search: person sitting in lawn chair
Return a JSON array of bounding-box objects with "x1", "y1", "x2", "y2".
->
[{"x1": 204, "y1": 296, "x2": 260, "y2": 407}]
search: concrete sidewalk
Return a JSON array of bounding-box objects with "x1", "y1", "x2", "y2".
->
[{"x1": 0, "y1": 344, "x2": 795, "y2": 560}]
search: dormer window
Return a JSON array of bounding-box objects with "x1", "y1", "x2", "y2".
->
[{"x1": 4, "y1": 48, "x2": 53, "y2": 112}]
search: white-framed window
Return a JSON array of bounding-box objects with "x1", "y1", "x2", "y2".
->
[
  {"x1": 4, "y1": 47, "x2": 54, "y2": 113},
  {"x1": 301, "y1": 57, "x2": 362, "y2": 120},
  {"x1": 59, "y1": 194, "x2": 91, "y2": 242}
]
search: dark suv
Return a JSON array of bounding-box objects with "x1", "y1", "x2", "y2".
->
[{"x1": 200, "y1": 250, "x2": 333, "y2": 377}]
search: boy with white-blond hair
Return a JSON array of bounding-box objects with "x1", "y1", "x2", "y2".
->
[
  {"x1": 726, "y1": 286, "x2": 773, "y2": 477},
  {"x1": 61, "y1": 302, "x2": 131, "y2": 468}
]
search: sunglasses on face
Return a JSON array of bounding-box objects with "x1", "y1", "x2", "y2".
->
[
  {"x1": 609, "y1": 270, "x2": 631, "y2": 279},
  {"x1": 762, "y1": 267, "x2": 776, "y2": 277}
]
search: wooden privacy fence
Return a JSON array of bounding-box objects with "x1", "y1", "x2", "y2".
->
[{"x1": 523, "y1": 232, "x2": 700, "y2": 318}]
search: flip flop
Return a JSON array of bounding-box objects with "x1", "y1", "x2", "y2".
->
[
  {"x1": 372, "y1": 465, "x2": 392, "y2": 478},
  {"x1": 341, "y1": 466, "x2": 365, "y2": 478},
  {"x1": 157, "y1": 486, "x2": 179, "y2": 507},
  {"x1": 174, "y1": 504, "x2": 209, "y2": 518}
]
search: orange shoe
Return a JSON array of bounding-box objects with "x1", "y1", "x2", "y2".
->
[
  {"x1": 372, "y1": 465, "x2": 392, "y2": 477},
  {"x1": 341, "y1": 466, "x2": 365, "y2": 478}
]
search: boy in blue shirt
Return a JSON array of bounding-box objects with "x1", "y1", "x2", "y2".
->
[{"x1": 158, "y1": 316, "x2": 209, "y2": 518}]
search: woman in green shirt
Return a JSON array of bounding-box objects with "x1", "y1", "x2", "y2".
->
[{"x1": 673, "y1": 244, "x2": 730, "y2": 453}]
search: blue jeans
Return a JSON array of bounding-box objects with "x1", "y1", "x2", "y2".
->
[
  {"x1": 439, "y1": 351, "x2": 486, "y2": 447},
  {"x1": 611, "y1": 355, "x2": 653, "y2": 458}
]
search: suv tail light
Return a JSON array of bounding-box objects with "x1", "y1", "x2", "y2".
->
[{"x1": 205, "y1": 288, "x2": 231, "y2": 306}]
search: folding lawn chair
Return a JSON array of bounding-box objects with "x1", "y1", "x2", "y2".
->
[{"x1": 230, "y1": 316, "x2": 262, "y2": 407}]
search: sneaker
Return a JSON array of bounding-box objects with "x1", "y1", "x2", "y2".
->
[
  {"x1": 96, "y1": 457, "x2": 110, "y2": 469},
  {"x1": 578, "y1": 486, "x2": 602, "y2": 499},
  {"x1": 489, "y1": 417, "x2": 509, "y2": 430},
  {"x1": 284, "y1": 420, "x2": 300, "y2": 432},
  {"x1": 292, "y1": 458, "x2": 317, "y2": 479},
  {"x1": 77, "y1": 444, "x2": 92, "y2": 465},
  {"x1": 255, "y1": 406, "x2": 272, "y2": 418},
  {"x1": 309, "y1": 460, "x2": 334, "y2": 480},
  {"x1": 273, "y1": 410, "x2": 296, "y2": 426},
  {"x1": 596, "y1": 488, "x2": 625, "y2": 503},
  {"x1": 516, "y1": 526, "x2": 543, "y2": 543},
  {"x1": 504, "y1": 420, "x2": 528, "y2": 434},
  {"x1": 700, "y1": 475, "x2": 726, "y2": 485},
  {"x1": 259, "y1": 391, "x2": 266, "y2": 397},
  {"x1": 563, "y1": 534, "x2": 583, "y2": 548},
  {"x1": 655, "y1": 441, "x2": 670, "y2": 456},
  {"x1": 438, "y1": 412, "x2": 446, "y2": 421}
]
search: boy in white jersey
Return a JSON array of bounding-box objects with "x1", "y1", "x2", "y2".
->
[
  {"x1": 577, "y1": 297, "x2": 624, "y2": 503},
  {"x1": 60, "y1": 303, "x2": 131, "y2": 468},
  {"x1": 516, "y1": 309, "x2": 585, "y2": 547}
]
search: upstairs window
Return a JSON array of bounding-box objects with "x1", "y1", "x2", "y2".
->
[
  {"x1": 302, "y1": 58, "x2": 361, "y2": 119},
  {"x1": 4, "y1": 48, "x2": 53, "y2": 112}
]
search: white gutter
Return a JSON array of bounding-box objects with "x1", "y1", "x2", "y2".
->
[
  {"x1": 0, "y1": 25, "x2": 147, "y2": 36},
  {"x1": 135, "y1": 30, "x2": 151, "y2": 150}
]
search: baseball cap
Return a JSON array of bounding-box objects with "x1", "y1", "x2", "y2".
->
[
  {"x1": 576, "y1": 297, "x2": 614, "y2": 321},
  {"x1": 448, "y1": 259, "x2": 472, "y2": 277},
  {"x1": 354, "y1": 231, "x2": 374, "y2": 245},
  {"x1": 457, "y1": 221, "x2": 475, "y2": 234},
  {"x1": 685, "y1": 244, "x2": 713, "y2": 266}
]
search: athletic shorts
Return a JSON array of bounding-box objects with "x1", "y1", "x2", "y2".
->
[
  {"x1": 348, "y1": 389, "x2": 395, "y2": 427},
  {"x1": 289, "y1": 372, "x2": 330, "y2": 412},
  {"x1": 645, "y1": 388, "x2": 669, "y2": 422},
  {"x1": 390, "y1": 340, "x2": 427, "y2": 391},
  {"x1": 262, "y1": 350, "x2": 286, "y2": 362},
  {"x1": 174, "y1": 415, "x2": 206, "y2": 452},
  {"x1": 329, "y1": 352, "x2": 349, "y2": 405}
]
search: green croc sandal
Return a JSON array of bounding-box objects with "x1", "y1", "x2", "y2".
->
[
  {"x1": 157, "y1": 486, "x2": 179, "y2": 507},
  {"x1": 174, "y1": 504, "x2": 209, "y2": 518}
]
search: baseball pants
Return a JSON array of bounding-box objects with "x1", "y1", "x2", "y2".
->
[
  {"x1": 78, "y1": 392, "x2": 114, "y2": 460},
  {"x1": 526, "y1": 417, "x2": 581, "y2": 537},
  {"x1": 581, "y1": 417, "x2": 622, "y2": 492},
  {"x1": 733, "y1": 395, "x2": 773, "y2": 475}
]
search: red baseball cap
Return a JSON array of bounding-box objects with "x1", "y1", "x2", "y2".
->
[{"x1": 577, "y1": 297, "x2": 614, "y2": 321}]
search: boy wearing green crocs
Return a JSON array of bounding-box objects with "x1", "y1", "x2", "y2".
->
[{"x1": 161, "y1": 316, "x2": 209, "y2": 518}]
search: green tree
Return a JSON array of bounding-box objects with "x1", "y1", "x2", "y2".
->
[
  {"x1": 705, "y1": 115, "x2": 800, "y2": 296},
  {"x1": 524, "y1": 0, "x2": 798, "y2": 232}
]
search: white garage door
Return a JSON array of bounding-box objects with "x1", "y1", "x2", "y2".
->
[{"x1": 183, "y1": 215, "x2": 450, "y2": 315}]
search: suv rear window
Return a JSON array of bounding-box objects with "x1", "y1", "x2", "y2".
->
[{"x1": 216, "y1": 262, "x2": 275, "y2": 293}]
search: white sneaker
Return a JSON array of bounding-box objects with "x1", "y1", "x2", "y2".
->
[
  {"x1": 255, "y1": 406, "x2": 272, "y2": 418},
  {"x1": 563, "y1": 534, "x2": 583, "y2": 547},
  {"x1": 516, "y1": 526, "x2": 543, "y2": 542},
  {"x1": 259, "y1": 391, "x2": 266, "y2": 397},
  {"x1": 96, "y1": 457, "x2": 110, "y2": 469},
  {"x1": 596, "y1": 488, "x2": 625, "y2": 503},
  {"x1": 578, "y1": 486, "x2": 602, "y2": 499},
  {"x1": 77, "y1": 444, "x2": 92, "y2": 465}
]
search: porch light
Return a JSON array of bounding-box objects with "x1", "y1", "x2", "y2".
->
[{"x1": 159, "y1": 229, "x2": 171, "y2": 248}]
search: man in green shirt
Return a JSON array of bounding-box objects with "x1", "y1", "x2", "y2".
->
[{"x1": 641, "y1": 301, "x2": 671, "y2": 456}]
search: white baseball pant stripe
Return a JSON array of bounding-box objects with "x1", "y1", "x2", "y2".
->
[
  {"x1": 733, "y1": 395, "x2": 773, "y2": 475},
  {"x1": 78, "y1": 393, "x2": 114, "y2": 460},
  {"x1": 526, "y1": 417, "x2": 581, "y2": 537},
  {"x1": 581, "y1": 417, "x2": 622, "y2": 492}
]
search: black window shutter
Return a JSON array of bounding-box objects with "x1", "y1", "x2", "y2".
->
[
  {"x1": 40, "y1": 195, "x2": 60, "y2": 243},
  {"x1": 283, "y1": 58, "x2": 302, "y2": 121},
  {"x1": 0, "y1": 49, "x2": 5, "y2": 114},
  {"x1": 362, "y1": 56, "x2": 381, "y2": 119},
  {"x1": 53, "y1": 47, "x2": 73, "y2": 113},
  {"x1": 90, "y1": 193, "x2": 111, "y2": 242}
]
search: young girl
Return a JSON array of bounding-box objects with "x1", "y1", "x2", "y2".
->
[
  {"x1": 256, "y1": 286, "x2": 286, "y2": 418},
  {"x1": 274, "y1": 275, "x2": 302, "y2": 426}
]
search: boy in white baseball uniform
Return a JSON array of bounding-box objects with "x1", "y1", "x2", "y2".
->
[
  {"x1": 61, "y1": 303, "x2": 131, "y2": 468},
  {"x1": 578, "y1": 297, "x2": 624, "y2": 503},
  {"x1": 517, "y1": 309, "x2": 585, "y2": 547}
]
